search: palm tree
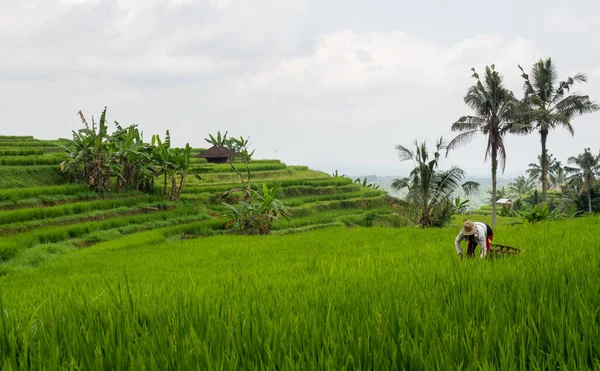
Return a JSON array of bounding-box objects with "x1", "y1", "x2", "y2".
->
[
  {"x1": 486, "y1": 186, "x2": 508, "y2": 204},
  {"x1": 549, "y1": 160, "x2": 567, "y2": 194},
  {"x1": 518, "y1": 58, "x2": 599, "y2": 203},
  {"x1": 564, "y1": 148, "x2": 600, "y2": 213},
  {"x1": 508, "y1": 175, "x2": 536, "y2": 199},
  {"x1": 527, "y1": 153, "x2": 558, "y2": 190},
  {"x1": 393, "y1": 137, "x2": 479, "y2": 228},
  {"x1": 447, "y1": 65, "x2": 522, "y2": 227}
]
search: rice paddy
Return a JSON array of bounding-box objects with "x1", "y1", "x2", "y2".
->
[{"x1": 0, "y1": 135, "x2": 598, "y2": 369}]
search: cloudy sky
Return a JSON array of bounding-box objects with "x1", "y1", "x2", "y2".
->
[{"x1": 2, "y1": 0, "x2": 599, "y2": 178}]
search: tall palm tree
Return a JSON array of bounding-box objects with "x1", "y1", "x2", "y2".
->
[
  {"x1": 518, "y1": 58, "x2": 599, "y2": 203},
  {"x1": 393, "y1": 137, "x2": 479, "y2": 228},
  {"x1": 447, "y1": 65, "x2": 521, "y2": 227},
  {"x1": 564, "y1": 148, "x2": 600, "y2": 213}
]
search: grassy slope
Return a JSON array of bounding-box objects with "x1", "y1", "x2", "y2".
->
[
  {"x1": 0, "y1": 217, "x2": 599, "y2": 369},
  {"x1": 0, "y1": 136, "x2": 402, "y2": 272}
]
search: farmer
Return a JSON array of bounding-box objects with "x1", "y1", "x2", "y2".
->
[{"x1": 454, "y1": 220, "x2": 493, "y2": 260}]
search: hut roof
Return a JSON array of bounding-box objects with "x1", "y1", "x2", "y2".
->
[{"x1": 195, "y1": 144, "x2": 240, "y2": 158}]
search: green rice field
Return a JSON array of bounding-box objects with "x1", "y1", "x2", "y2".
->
[{"x1": 0, "y1": 135, "x2": 598, "y2": 369}]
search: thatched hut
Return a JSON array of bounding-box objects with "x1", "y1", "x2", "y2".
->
[{"x1": 195, "y1": 145, "x2": 239, "y2": 164}]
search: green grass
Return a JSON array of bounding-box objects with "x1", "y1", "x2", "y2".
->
[
  {"x1": 0, "y1": 148, "x2": 45, "y2": 156},
  {"x1": 190, "y1": 162, "x2": 288, "y2": 173},
  {"x1": 0, "y1": 195, "x2": 163, "y2": 226},
  {"x1": 281, "y1": 190, "x2": 383, "y2": 207},
  {"x1": 0, "y1": 205, "x2": 210, "y2": 266},
  {"x1": 0, "y1": 153, "x2": 66, "y2": 166},
  {"x1": 0, "y1": 165, "x2": 67, "y2": 188},
  {"x1": 0, "y1": 136, "x2": 35, "y2": 140},
  {"x1": 0, "y1": 184, "x2": 89, "y2": 201},
  {"x1": 0, "y1": 217, "x2": 598, "y2": 369},
  {"x1": 189, "y1": 169, "x2": 330, "y2": 183},
  {"x1": 0, "y1": 141, "x2": 59, "y2": 147}
]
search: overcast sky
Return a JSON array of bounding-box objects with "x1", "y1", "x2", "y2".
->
[{"x1": 2, "y1": 0, "x2": 599, "y2": 178}]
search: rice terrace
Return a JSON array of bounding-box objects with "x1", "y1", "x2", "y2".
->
[{"x1": 2, "y1": 5, "x2": 600, "y2": 369}]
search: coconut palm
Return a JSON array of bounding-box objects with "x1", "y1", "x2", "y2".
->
[
  {"x1": 518, "y1": 58, "x2": 599, "y2": 203},
  {"x1": 508, "y1": 175, "x2": 536, "y2": 199},
  {"x1": 447, "y1": 65, "x2": 522, "y2": 227},
  {"x1": 527, "y1": 153, "x2": 557, "y2": 188},
  {"x1": 549, "y1": 160, "x2": 567, "y2": 194},
  {"x1": 564, "y1": 148, "x2": 600, "y2": 213},
  {"x1": 393, "y1": 137, "x2": 479, "y2": 228}
]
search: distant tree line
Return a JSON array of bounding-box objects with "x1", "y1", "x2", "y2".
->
[{"x1": 394, "y1": 57, "x2": 598, "y2": 227}]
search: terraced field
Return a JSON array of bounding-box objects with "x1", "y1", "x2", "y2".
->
[{"x1": 0, "y1": 135, "x2": 404, "y2": 272}]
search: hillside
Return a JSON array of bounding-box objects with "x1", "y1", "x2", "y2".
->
[{"x1": 0, "y1": 135, "x2": 405, "y2": 271}]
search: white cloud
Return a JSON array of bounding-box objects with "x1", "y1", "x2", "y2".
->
[{"x1": 238, "y1": 31, "x2": 539, "y2": 95}]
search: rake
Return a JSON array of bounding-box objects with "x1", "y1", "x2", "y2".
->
[{"x1": 489, "y1": 243, "x2": 524, "y2": 255}]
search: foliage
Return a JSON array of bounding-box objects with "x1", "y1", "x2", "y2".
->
[
  {"x1": 486, "y1": 186, "x2": 508, "y2": 204},
  {"x1": 60, "y1": 107, "x2": 193, "y2": 200},
  {"x1": 565, "y1": 148, "x2": 600, "y2": 213},
  {"x1": 508, "y1": 175, "x2": 536, "y2": 199},
  {"x1": 393, "y1": 137, "x2": 479, "y2": 228},
  {"x1": 223, "y1": 183, "x2": 291, "y2": 235},
  {"x1": 452, "y1": 196, "x2": 470, "y2": 214},
  {"x1": 354, "y1": 177, "x2": 380, "y2": 189},
  {"x1": 517, "y1": 202, "x2": 559, "y2": 223},
  {"x1": 448, "y1": 64, "x2": 525, "y2": 227},
  {"x1": 518, "y1": 58, "x2": 599, "y2": 202},
  {"x1": 204, "y1": 130, "x2": 229, "y2": 146}
]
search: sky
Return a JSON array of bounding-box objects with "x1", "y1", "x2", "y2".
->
[{"x1": 1, "y1": 0, "x2": 600, "y2": 179}]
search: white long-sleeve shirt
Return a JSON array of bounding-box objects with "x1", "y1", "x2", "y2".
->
[{"x1": 454, "y1": 222, "x2": 489, "y2": 258}]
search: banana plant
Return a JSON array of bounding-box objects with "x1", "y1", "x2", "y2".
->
[{"x1": 204, "y1": 130, "x2": 228, "y2": 146}]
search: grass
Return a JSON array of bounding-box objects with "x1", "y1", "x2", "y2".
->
[
  {"x1": 0, "y1": 141, "x2": 59, "y2": 147},
  {"x1": 0, "y1": 166, "x2": 67, "y2": 188},
  {"x1": 0, "y1": 184, "x2": 89, "y2": 202},
  {"x1": 189, "y1": 169, "x2": 329, "y2": 183},
  {"x1": 0, "y1": 217, "x2": 598, "y2": 369},
  {"x1": 0, "y1": 195, "x2": 162, "y2": 226},
  {"x1": 190, "y1": 162, "x2": 288, "y2": 173},
  {"x1": 0, "y1": 136, "x2": 35, "y2": 140},
  {"x1": 0, "y1": 148, "x2": 45, "y2": 156},
  {"x1": 0, "y1": 153, "x2": 66, "y2": 166}
]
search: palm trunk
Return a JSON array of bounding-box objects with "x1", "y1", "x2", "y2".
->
[
  {"x1": 491, "y1": 148, "x2": 498, "y2": 228},
  {"x1": 587, "y1": 180, "x2": 592, "y2": 213},
  {"x1": 540, "y1": 128, "x2": 548, "y2": 203}
]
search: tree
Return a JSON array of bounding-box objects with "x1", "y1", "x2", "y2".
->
[
  {"x1": 487, "y1": 186, "x2": 508, "y2": 204},
  {"x1": 61, "y1": 107, "x2": 192, "y2": 199},
  {"x1": 549, "y1": 160, "x2": 567, "y2": 194},
  {"x1": 508, "y1": 175, "x2": 536, "y2": 199},
  {"x1": 564, "y1": 148, "x2": 600, "y2": 213},
  {"x1": 204, "y1": 130, "x2": 228, "y2": 146},
  {"x1": 447, "y1": 65, "x2": 522, "y2": 227},
  {"x1": 526, "y1": 153, "x2": 557, "y2": 184},
  {"x1": 392, "y1": 137, "x2": 479, "y2": 228},
  {"x1": 518, "y1": 58, "x2": 599, "y2": 203}
]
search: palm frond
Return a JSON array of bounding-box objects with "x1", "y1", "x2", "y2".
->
[
  {"x1": 395, "y1": 144, "x2": 414, "y2": 162},
  {"x1": 445, "y1": 130, "x2": 479, "y2": 156}
]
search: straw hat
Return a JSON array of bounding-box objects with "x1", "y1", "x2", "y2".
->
[{"x1": 462, "y1": 221, "x2": 477, "y2": 236}]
